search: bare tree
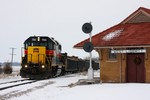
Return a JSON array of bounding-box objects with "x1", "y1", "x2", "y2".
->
[
  {"x1": 0, "y1": 64, "x2": 2, "y2": 74},
  {"x1": 3, "y1": 62, "x2": 12, "y2": 74}
]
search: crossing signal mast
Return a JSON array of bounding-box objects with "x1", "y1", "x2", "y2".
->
[{"x1": 82, "y1": 22, "x2": 94, "y2": 79}]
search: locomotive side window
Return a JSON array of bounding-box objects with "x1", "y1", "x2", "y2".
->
[
  {"x1": 25, "y1": 43, "x2": 31, "y2": 49},
  {"x1": 59, "y1": 45, "x2": 62, "y2": 51},
  {"x1": 48, "y1": 42, "x2": 54, "y2": 50},
  {"x1": 25, "y1": 43, "x2": 28, "y2": 49}
]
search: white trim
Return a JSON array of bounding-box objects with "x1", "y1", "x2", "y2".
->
[
  {"x1": 141, "y1": 10, "x2": 150, "y2": 18},
  {"x1": 106, "y1": 60, "x2": 118, "y2": 63},
  {"x1": 122, "y1": 9, "x2": 150, "y2": 24},
  {"x1": 111, "y1": 49, "x2": 146, "y2": 54},
  {"x1": 74, "y1": 45, "x2": 150, "y2": 49},
  {"x1": 122, "y1": 10, "x2": 142, "y2": 24},
  {"x1": 93, "y1": 45, "x2": 150, "y2": 49}
]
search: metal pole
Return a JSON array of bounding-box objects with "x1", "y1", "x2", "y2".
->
[
  {"x1": 89, "y1": 32, "x2": 92, "y2": 69},
  {"x1": 10, "y1": 48, "x2": 16, "y2": 67},
  {"x1": 88, "y1": 32, "x2": 94, "y2": 79}
]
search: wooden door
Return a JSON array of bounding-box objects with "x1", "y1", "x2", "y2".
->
[{"x1": 126, "y1": 53, "x2": 145, "y2": 83}]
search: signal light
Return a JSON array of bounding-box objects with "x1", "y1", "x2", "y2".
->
[{"x1": 41, "y1": 65, "x2": 45, "y2": 68}]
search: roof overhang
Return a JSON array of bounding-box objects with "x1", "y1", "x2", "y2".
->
[
  {"x1": 74, "y1": 45, "x2": 150, "y2": 49},
  {"x1": 74, "y1": 7, "x2": 150, "y2": 50}
]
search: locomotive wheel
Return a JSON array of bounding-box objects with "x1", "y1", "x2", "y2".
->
[
  {"x1": 60, "y1": 67, "x2": 65, "y2": 75},
  {"x1": 52, "y1": 66, "x2": 58, "y2": 77},
  {"x1": 55, "y1": 66, "x2": 63, "y2": 77}
]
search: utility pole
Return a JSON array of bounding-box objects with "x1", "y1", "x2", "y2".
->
[{"x1": 9, "y1": 48, "x2": 16, "y2": 67}]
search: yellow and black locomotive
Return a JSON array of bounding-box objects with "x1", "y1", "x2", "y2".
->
[{"x1": 20, "y1": 36, "x2": 66, "y2": 79}]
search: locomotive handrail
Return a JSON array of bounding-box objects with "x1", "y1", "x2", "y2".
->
[
  {"x1": 46, "y1": 56, "x2": 52, "y2": 67},
  {"x1": 38, "y1": 54, "x2": 45, "y2": 64},
  {"x1": 28, "y1": 54, "x2": 32, "y2": 63},
  {"x1": 21, "y1": 47, "x2": 25, "y2": 58},
  {"x1": 26, "y1": 54, "x2": 46, "y2": 64}
]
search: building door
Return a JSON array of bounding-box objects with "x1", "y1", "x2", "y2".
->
[{"x1": 126, "y1": 53, "x2": 145, "y2": 83}]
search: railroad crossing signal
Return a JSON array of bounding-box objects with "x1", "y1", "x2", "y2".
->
[
  {"x1": 82, "y1": 23, "x2": 93, "y2": 33},
  {"x1": 83, "y1": 42, "x2": 93, "y2": 53},
  {"x1": 82, "y1": 22, "x2": 94, "y2": 80}
]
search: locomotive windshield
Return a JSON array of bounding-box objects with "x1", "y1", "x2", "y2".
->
[
  {"x1": 24, "y1": 37, "x2": 55, "y2": 50},
  {"x1": 25, "y1": 42, "x2": 48, "y2": 48}
]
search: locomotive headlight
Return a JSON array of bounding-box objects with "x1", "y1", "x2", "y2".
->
[
  {"x1": 25, "y1": 65, "x2": 28, "y2": 68},
  {"x1": 41, "y1": 65, "x2": 45, "y2": 68}
]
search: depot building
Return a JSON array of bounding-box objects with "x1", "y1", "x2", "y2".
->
[{"x1": 74, "y1": 7, "x2": 150, "y2": 83}]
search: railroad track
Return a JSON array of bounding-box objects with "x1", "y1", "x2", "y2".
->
[
  {"x1": 0, "y1": 79, "x2": 38, "y2": 91},
  {"x1": 0, "y1": 79, "x2": 29, "y2": 85},
  {"x1": 0, "y1": 72, "x2": 76, "y2": 91}
]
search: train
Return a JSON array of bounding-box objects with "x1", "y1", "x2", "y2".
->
[{"x1": 20, "y1": 36, "x2": 99, "y2": 79}]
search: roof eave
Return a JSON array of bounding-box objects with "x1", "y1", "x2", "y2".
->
[
  {"x1": 74, "y1": 45, "x2": 150, "y2": 49},
  {"x1": 94, "y1": 45, "x2": 150, "y2": 49},
  {"x1": 73, "y1": 47, "x2": 83, "y2": 49},
  {"x1": 121, "y1": 7, "x2": 150, "y2": 24}
]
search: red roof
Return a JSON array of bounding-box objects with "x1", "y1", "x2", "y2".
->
[
  {"x1": 121, "y1": 7, "x2": 150, "y2": 24},
  {"x1": 140, "y1": 7, "x2": 150, "y2": 14},
  {"x1": 74, "y1": 7, "x2": 150, "y2": 48}
]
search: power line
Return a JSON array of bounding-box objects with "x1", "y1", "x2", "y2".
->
[{"x1": 9, "y1": 48, "x2": 16, "y2": 67}]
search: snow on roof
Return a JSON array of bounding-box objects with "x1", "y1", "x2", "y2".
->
[{"x1": 102, "y1": 29, "x2": 123, "y2": 41}]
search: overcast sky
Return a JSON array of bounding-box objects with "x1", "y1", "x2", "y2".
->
[{"x1": 0, "y1": 0, "x2": 150, "y2": 62}]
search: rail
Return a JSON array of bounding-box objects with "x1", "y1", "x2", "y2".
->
[{"x1": 0, "y1": 80, "x2": 38, "y2": 91}]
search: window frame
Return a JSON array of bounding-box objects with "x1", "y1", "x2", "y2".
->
[{"x1": 107, "y1": 49, "x2": 117, "y2": 61}]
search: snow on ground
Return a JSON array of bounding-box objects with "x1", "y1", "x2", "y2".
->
[
  {"x1": 0, "y1": 67, "x2": 22, "y2": 83},
  {"x1": 0, "y1": 67, "x2": 150, "y2": 100}
]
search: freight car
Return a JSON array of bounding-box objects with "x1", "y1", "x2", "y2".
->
[
  {"x1": 20, "y1": 36, "x2": 99, "y2": 79},
  {"x1": 65, "y1": 56, "x2": 99, "y2": 73}
]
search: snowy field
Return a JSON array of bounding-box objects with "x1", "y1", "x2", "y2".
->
[
  {"x1": 0, "y1": 67, "x2": 21, "y2": 83},
  {"x1": 0, "y1": 67, "x2": 150, "y2": 100}
]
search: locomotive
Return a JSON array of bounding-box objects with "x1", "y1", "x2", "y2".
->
[{"x1": 20, "y1": 36, "x2": 99, "y2": 79}]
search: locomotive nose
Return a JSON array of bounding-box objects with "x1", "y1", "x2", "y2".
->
[{"x1": 27, "y1": 46, "x2": 46, "y2": 64}]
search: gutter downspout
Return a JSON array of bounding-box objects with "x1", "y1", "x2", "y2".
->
[{"x1": 120, "y1": 53, "x2": 122, "y2": 83}]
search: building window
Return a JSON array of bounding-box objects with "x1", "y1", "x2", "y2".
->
[{"x1": 108, "y1": 49, "x2": 117, "y2": 60}]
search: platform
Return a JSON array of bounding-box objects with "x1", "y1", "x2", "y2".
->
[{"x1": 77, "y1": 77, "x2": 100, "y2": 85}]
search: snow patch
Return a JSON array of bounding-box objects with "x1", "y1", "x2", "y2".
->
[{"x1": 102, "y1": 29, "x2": 123, "y2": 41}]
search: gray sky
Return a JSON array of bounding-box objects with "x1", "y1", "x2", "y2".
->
[{"x1": 0, "y1": 0, "x2": 150, "y2": 62}]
